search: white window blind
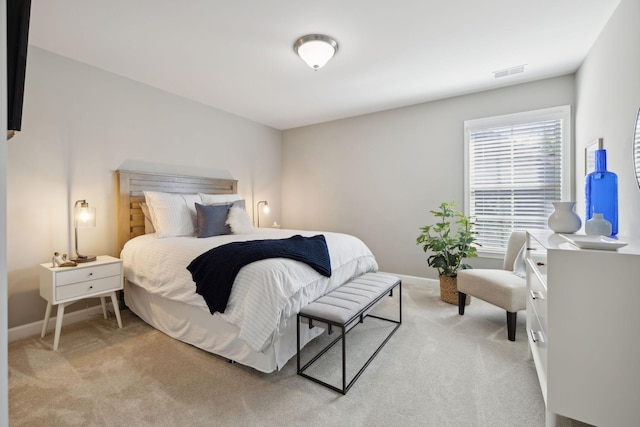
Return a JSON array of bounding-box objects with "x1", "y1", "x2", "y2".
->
[{"x1": 464, "y1": 106, "x2": 571, "y2": 255}]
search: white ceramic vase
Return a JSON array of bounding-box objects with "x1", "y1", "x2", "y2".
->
[
  {"x1": 548, "y1": 201, "x2": 581, "y2": 233},
  {"x1": 585, "y1": 213, "x2": 612, "y2": 236}
]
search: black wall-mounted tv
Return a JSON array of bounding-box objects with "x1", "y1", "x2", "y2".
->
[{"x1": 7, "y1": 0, "x2": 31, "y2": 138}]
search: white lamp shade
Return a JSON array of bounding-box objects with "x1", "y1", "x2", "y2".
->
[
  {"x1": 298, "y1": 41, "x2": 335, "y2": 69},
  {"x1": 294, "y1": 35, "x2": 338, "y2": 70}
]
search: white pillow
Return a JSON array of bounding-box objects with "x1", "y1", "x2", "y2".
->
[
  {"x1": 139, "y1": 202, "x2": 155, "y2": 234},
  {"x1": 143, "y1": 191, "x2": 200, "y2": 238},
  {"x1": 226, "y1": 205, "x2": 254, "y2": 234},
  {"x1": 199, "y1": 193, "x2": 242, "y2": 205}
]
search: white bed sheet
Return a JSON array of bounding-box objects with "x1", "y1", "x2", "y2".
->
[
  {"x1": 124, "y1": 280, "x2": 325, "y2": 373},
  {"x1": 121, "y1": 228, "x2": 378, "y2": 353}
]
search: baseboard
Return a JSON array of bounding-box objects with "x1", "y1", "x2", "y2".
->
[
  {"x1": 378, "y1": 271, "x2": 439, "y2": 288},
  {"x1": 8, "y1": 303, "x2": 115, "y2": 343},
  {"x1": 8, "y1": 274, "x2": 433, "y2": 342}
]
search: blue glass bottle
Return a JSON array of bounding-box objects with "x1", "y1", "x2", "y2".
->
[{"x1": 585, "y1": 149, "x2": 618, "y2": 235}]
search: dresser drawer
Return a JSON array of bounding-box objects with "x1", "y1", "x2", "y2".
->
[
  {"x1": 526, "y1": 241, "x2": 547, "y2": 282},
  {"x1": 527, "y1": 260, "x2": 548, "y2": 332},
  {"x1": 56, "y1": 275, "x2": 121, "y2": 301},
  {"x1": 528, "y1": 308, "x2": 548, "y2": 396},
  {"x1": 55, "y1": 262, "x2": 121, "y2": 286}
]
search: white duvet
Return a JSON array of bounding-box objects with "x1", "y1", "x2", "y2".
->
[{"x1": 121, "y1": 229, "x2": 378, "y2": 352}]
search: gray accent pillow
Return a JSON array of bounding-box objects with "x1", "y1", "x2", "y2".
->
[{"x1": 195, "y1": 203, "x2": 231, "y2": 238}]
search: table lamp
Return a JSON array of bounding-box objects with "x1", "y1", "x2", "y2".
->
[
  {"x1": 256, "y1": 200, "x2": 269, "y2": 227},
  {"x1": 72, "y1": 199, "x2": 96, "y2": 263}
]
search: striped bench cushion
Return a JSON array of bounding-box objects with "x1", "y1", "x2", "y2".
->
[{"x1": 300, "y1": 272, "x2": 400, "y2": 325}]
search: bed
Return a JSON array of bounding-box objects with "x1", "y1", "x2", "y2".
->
[{"x1": 116, "y1": 170, "x2": 378, "y2": 373}]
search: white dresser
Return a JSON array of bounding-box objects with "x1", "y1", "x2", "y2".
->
[{"x1": 526, "y1": 230, "x2": 640, "y2": 427}]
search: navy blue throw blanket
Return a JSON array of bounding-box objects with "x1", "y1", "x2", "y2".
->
[{"x1": 187, "y1": 235, "x2": 332, "y2": 314}]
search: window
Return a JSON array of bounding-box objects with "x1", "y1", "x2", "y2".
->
[{"x1": 464, "y1": 106, "x2": 571, "y2": 256}]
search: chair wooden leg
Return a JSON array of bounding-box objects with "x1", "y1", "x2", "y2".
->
[
  {"x1": 458, "y1": 292, "x2": 467, "y2": 315},
  {"x1": 507, "y1": 311, "x2": 517, "y2": 341}
]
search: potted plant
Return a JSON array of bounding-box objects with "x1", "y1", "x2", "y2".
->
[{"x1": 416, "y1": 201, "x2": 478, "y2": 305}]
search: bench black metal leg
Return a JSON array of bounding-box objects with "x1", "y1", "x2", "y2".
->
[
  {"x1": 297, "y1": 280, "x2": 403, "y2": 394},
  {"x1": 341, "y1": 326, "x2": 346, "y2": 393},
  {"x1": 296, "y1": 314, "x2": 301, "y2": 372}
]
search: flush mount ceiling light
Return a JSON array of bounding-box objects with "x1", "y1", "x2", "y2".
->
[{"x1": 293, "y1": 34, "x2": 338, "y2": 70}]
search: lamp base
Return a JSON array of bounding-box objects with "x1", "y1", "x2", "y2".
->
[{"x1": 72, "y1": 255, "x2": 96, "y2": 263}]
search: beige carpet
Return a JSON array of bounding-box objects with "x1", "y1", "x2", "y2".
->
[{"x1": 8, "y1": 282, "x2": 589, "y2": 427}]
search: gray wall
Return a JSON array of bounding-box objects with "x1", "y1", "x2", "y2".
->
[
  {"x1": 575, "y1": 0, "x2": 640, "y2": 239},
  {"x1": 282, "y1": 76, "x2": 575, "y2": 279},
  {"x1": 6, "y1": 47, "x2": 283, "y2": 328},
  {"x1": 6, "y1": 0, "x2": 638, "y2": 330}
]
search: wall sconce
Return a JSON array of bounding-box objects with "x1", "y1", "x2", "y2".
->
[
  {"x1": 256, "y1": 200, "x2": 270, "y2": 227},
  {"x1": 73, "y1": 199, "x2": 96, "y2": 263}
]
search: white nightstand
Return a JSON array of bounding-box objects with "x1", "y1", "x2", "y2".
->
[{"x1": 39, "y1": 255, "x2": 123, "y2": 350}]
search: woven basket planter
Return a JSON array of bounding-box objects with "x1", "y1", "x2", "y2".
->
[{"x1": 439, "y1": 275, "x2": 470, "y2": 306}]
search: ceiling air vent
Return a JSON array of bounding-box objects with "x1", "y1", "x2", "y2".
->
[{"x1": 493, "y1": 64, "x2": 526, "y2": 79}]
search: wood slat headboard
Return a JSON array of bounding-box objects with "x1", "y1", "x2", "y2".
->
[{"x1": 116, "y1": 170, "x2": 238, "y2": 251}]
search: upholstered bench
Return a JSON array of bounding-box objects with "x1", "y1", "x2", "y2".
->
[{"x1": 296, "y1": 272, "x2": 402, "y2": 394}]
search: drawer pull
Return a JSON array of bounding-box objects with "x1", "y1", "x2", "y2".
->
[
  {"x1": 529, "y1": 329, "x2": 545, "y2": 344},
  {"x1": 89, "y1": 272, "x2": 94, "y2": 276},
  {"x1": 89, "y1": 285, "x2": 93, "y2": 289},
  {"x1": 536, "y1": 262, "x2": 545, "y2": 266},
  {"x1": 529, "y1": 290, "x2": 545, "y2": 300}
]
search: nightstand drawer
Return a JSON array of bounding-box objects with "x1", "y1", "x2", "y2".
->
[
  {"x1": 55, "y1": 262, "x2": 121, "y2": 286},
  {"x1": 56, "y1": 275, "x2": 121, "y2": 301}
]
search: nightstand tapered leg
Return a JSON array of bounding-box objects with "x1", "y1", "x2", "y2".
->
[
  {"x1": 41, "y1": 302, "x2": 52, "y2": 338},
  {"x1": 53, "y1": 302, "x2": 66, "y2": 351},
  {"x1": 100, "y1": 297, "x2": 108, "y2": 319},
  {"x1": 110, "y1": 292, "x2": 122, "y2": 328}
]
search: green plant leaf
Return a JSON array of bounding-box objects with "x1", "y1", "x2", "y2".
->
[{"x1": 416, "y1": 200, "x2": 479, "y2": 276}]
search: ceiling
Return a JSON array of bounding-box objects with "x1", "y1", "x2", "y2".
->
[{"x1": 28, "y1": 0, "x2": 620, "y2": 130}]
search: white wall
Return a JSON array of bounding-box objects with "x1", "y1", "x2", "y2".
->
[
  {"x1": 282, "y1": 76, "x2": 575, "y2": 279},
  {"x1": 6, "y1": 47, "x2": 282, "y2": 328},
  {"x1": 575, "y1": 0, "x2": 640, "y2": 239}
]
